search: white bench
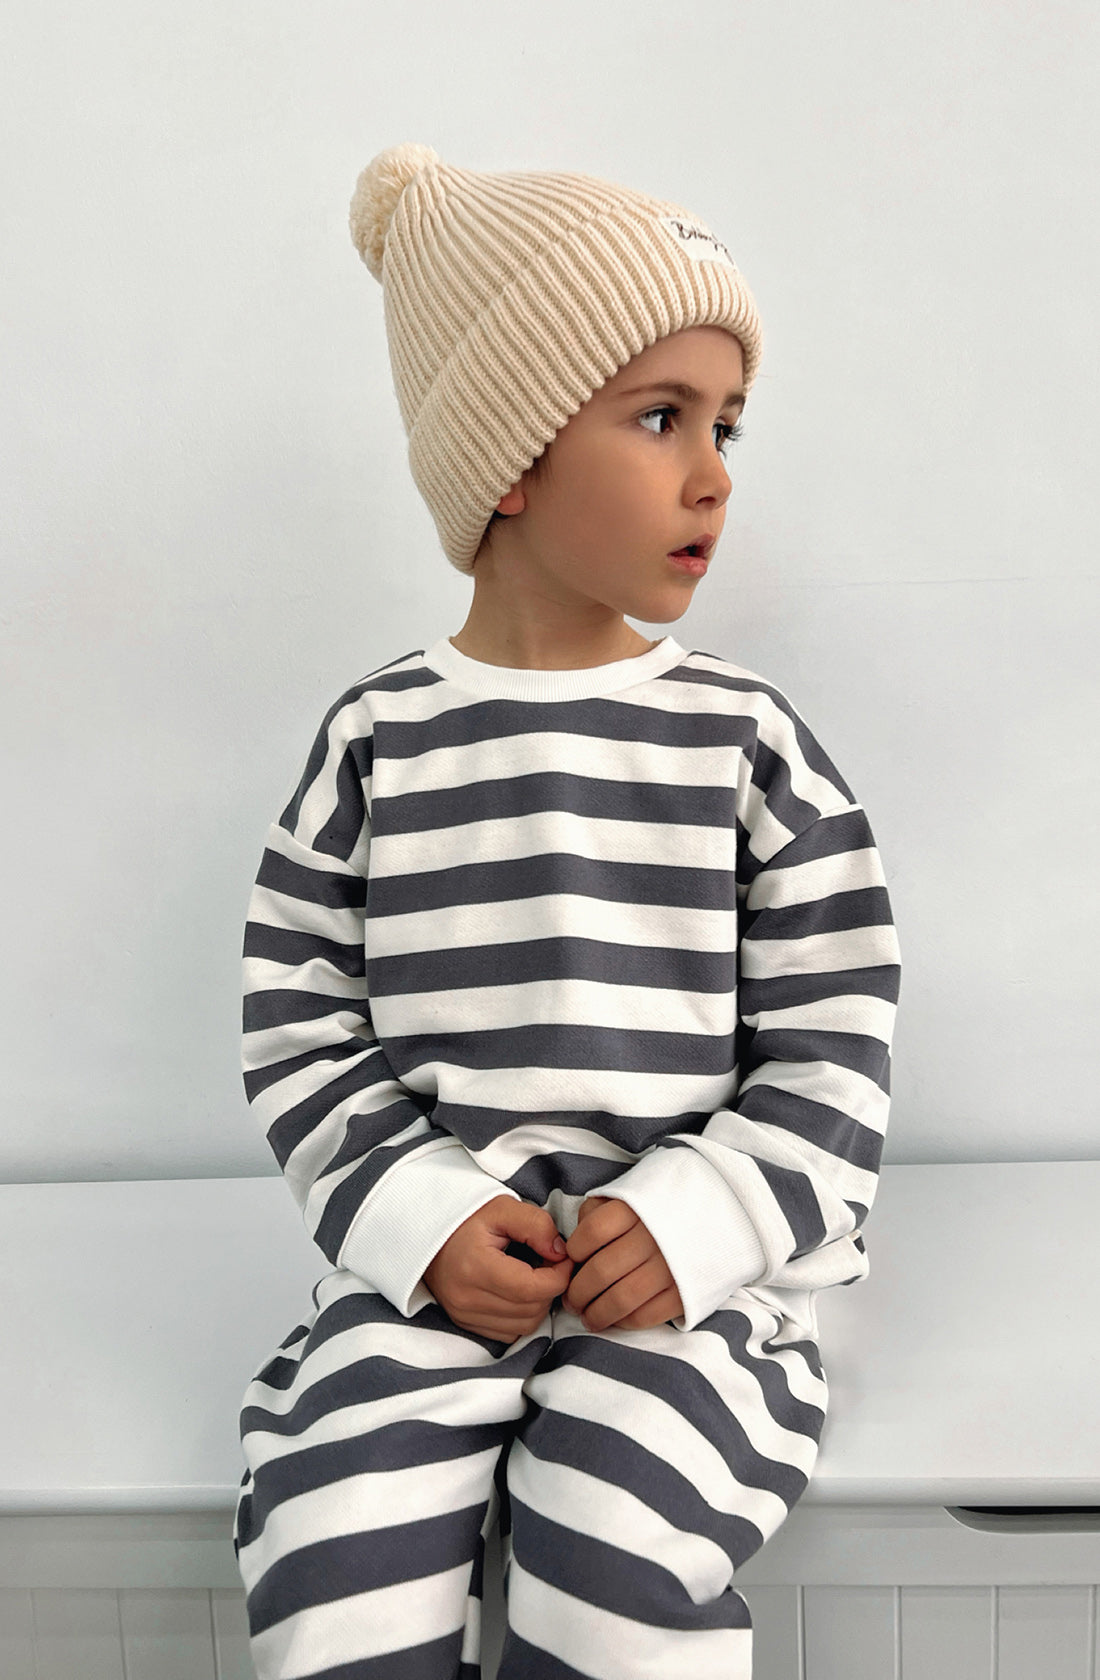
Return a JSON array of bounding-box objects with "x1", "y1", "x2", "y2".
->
[{"x1": 2, "y1": 1163, "x2": 1098, "y2": 1678}]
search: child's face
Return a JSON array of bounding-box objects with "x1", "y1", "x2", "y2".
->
[{"x1": 488, "y1": 325, "x2": 745, "y2": 625}]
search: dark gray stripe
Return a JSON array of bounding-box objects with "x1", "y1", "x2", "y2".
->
[
  {"x1": 429, "y1": 1098, "x2": 700, "y2": 1157},
  {"x1": 746, "y1": 885, "x2": 894, "y2": 942},
  {"x1": 316, "y1": 1097, "x2": 438, "y2": 1183},
  {"x1": 275, "y1": 649, "x2": 429, "y2": 835},
  {"x1": 275, "y1": 670, "x2": 386, "y2": 835},
  {"x1": 510, "y1": 1499, "x2": 753, "y2": 1630},
  {"x1": 372, "y1": 696, "x2": 761, "y2": 764},
  {"x1": 773, "y1": 803, "x2": 879, "y2": 863},
  {"x1": 738, "y1": 804, "x2": 876, "y2": 888},
  {"x1": 243, "y1": 1037, "x2": 369, "y2": 1101},
  {"x1": 242, "y1": 1325, "x2": 547, "y2": 1446},
  {"x1": 741, "y1": 963, "x2": 901, "y2": 1014},
  {"x1": 243, "y1": 986, "x2": 370, "y2": 1033},
  {"x1": 671, "y1": 655, "x2": 856, "y2": 800},
  {"x1": 312, "y1": 736, "x2": 374, "y2": 862},
  {"x1": 747, "y1": 738, "x2": 822, "y2": 835},
  {"x1": 735, "y1": 1085, "x2": 885, "y2": 1174},
  {"x1": 368, "y1": 936, "x2": 734, "y2": 998},
  {"x1": 267, "y1": 1092, "x2": 424, "y2": 1194},
  {"x1": 491, "y1": 1639, "x2": 599, "y2": 1680},
  {"x1": 366, "y1": 853, "x2": 735, "y2": 918},
  {"x1": 255, "y1": 846, "x2": 366, "y2": 909},
  {"x1": 245, "y1": 1504, "x2": 484, "y2": 1633},
  {"x1": 753, "y1": 1154, "x2": 829, "y2": 1259},
  {"x1": 242, "y1": 1415, "x2": 510, "y2": 1546},
  {"x1": 262, "y1": 1044, "x2": 423, "y2": 1164},
  {"x1": 748, "y1": 1027, "x2": 892, "y2": 1089},
  {"x1": 521, "y1": 1392, "x2": 768, "y2": 1567},
  {"x1": 244, "y1": 921, "x2": 364, "y2": 978},
  {"x1": 538, "y1": 1313, "x2": 825, "y2": 1476},
  {"x1": 381, "y1": 1021, "x2": 737, "y2": 1078},
  {"x1": 369, "y1": 764, "x2": 737, "y2": 837},
  {"x1": 500, "y1": 1148, "x2": 650, "y2": 1205}
]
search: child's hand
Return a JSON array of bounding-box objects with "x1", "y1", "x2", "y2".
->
[
  {"x1": 422, "y1": 1196, "x2": 574, "y2": 1344},
  {"x1": 562, "y1": 1196, "x2": 684, "y2": 1331}
]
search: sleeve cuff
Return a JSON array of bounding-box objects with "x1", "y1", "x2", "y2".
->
[
  {"x1": 337, "y1": 1142, "x2": 521, "y2": 1319},
  {"x1": 596, "y1": 1144, "x2": 766, "y2": 1332}
]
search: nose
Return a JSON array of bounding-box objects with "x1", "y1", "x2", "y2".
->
[{"x1": 684, "y1": 430, "x2": 732, "y2": 511}]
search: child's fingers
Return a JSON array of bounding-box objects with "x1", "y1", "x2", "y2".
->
[
  {"x1": 486, "y1": 1247, "x2": 572, "y2": 1304},
  {"x1": 503, "y1": 1238, "x2": 546, "y2": 1266},
  {"x1": 562, "y1": 1225, "x2": 660, "y2": 1316},
  {"x1": 566, "y1": 1198, "x2": 639, "y2": 1264},
  {"x1": 458, "y1": 1294, "x2": 554, "y2": 1342},
  {"x1": 610, "y1": 1284, "x2": 684, "y2": 1330},
  {"x1": 572, "y1": 1255, "x2": 671, "y2": 1332}
]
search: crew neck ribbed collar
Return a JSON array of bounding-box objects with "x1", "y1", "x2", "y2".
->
[{"x1": 422, "y1": 634, "x2": 688, "y2": 701}]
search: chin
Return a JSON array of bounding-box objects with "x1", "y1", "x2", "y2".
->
[{"x1": 631, "y1": 595, "x2": 694, "y2": 624}]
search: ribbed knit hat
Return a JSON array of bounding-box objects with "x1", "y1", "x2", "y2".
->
[{"x1": 348, "y1": 143, "x2": 762, "y2": 575}]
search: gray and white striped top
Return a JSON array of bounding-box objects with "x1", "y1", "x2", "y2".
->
[{"x1": 242, "y1": 633, "x2": 900, "y2": 1337}]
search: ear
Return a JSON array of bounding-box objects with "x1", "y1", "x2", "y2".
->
[{"x1": 495, "y1": 484, "x2": 526, "y2": 516}]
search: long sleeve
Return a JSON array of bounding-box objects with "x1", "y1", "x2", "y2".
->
[
  {"x1": 241, "y1": 687, "x2": 520, "y2": 1318},
  {"x1": 595, "y1": 696, "x2": 901, "y2": 1333}
]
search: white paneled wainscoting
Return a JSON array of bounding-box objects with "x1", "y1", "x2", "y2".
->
[
  {"x1": 0, "y1": 1505, "x2": 1098, "y2": 1678},
  {"x1": 2, "y1": 1166, "x2": 1098, "y2": 1677}
]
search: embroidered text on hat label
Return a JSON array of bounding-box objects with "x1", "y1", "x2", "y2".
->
[{"x1": 658, "y1": 216, "x2": 738, "y2": 269}]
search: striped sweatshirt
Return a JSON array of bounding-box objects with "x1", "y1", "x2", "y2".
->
[{"x1": 242, "y1": 633, "x2": 900, "y2": 1339}]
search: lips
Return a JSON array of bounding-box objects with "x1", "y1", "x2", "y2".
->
[{"x1": 668, "y1": 534, "x2": 716, "y2": 560}]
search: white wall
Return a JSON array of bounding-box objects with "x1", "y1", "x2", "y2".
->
[{"x1": 3, "y1": 0, "x2": 1096, "y2": 1180}]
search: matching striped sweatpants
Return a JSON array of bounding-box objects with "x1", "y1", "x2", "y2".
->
[{"x1": 233, "y1": 1265, "x2": 827, "y2": 1679}]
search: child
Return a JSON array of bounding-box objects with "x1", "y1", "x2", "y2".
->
[{"x1": 233, "y1": 143, "x2": 901, "y2": 1680}]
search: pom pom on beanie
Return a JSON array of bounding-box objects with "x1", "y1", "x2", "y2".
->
[
  {"x1": 348, "y1": 142, "x2": 440, "y2": 282},
  {"x1": 348, "y1": 144, "x2": 763, "y2": 574}
]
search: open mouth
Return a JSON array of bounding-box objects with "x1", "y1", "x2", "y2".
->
[{"x1": 669, "y1": 535, "x2": 715, "y2": 560}]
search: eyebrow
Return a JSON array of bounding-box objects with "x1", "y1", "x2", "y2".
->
[{"x1": 614, "y1": 380, "x2": 746, "y2": 411}]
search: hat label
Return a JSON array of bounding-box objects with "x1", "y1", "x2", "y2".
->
[{"x1": 658, "y1": 215, "x2": 737, "y2": 269}]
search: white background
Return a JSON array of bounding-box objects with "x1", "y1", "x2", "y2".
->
[{"x1": 3, "y1": 0, "x2": 1096, "y2": 1180}]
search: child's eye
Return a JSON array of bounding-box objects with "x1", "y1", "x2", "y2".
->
[
  {"x1": 715, "y1": 419, "x2": 744, "y2": 455},
  {"x1": 638, "y1": 406, "x2": 744, "y2": 456}
]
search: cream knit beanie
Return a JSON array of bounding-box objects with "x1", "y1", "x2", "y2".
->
[{"x1": 348, "y1": 143, "x2": 762, "y2": 575}]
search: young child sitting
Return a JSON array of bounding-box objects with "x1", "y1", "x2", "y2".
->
[{"x1": 233, "y1": 142, "x2": 901, "y2": 1680}]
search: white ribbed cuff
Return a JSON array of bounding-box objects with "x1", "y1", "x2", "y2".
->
[
  {"x1": 597, "y1": 1145, "x2": 766, "y2": 1332},
  {"x1": 338, "y1": 1143, "x2": 521, "y2": 1319}
]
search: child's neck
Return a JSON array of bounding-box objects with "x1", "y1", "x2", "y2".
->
[{"x1": 448, "y1": 622, "x2": 660, "y2": 672}]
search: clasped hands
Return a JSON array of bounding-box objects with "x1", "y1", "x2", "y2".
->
[
  {"x1": 560, "y1": 1194, "x2": 684, "y2": 1332},
  {"x1": 422, "y1": 1190, "x2": 684, "y2": 1344}
]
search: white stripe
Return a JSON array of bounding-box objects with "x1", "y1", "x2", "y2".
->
[
  {"x1": 365, "y1": 893, "x2": 737, "y2": 956},
  {"x1": 242, "y1": 1368, "x2": 531, "y2": 1456},
  {"x1": 377, "y1": 977, "x2": 738, "y2": 1037},
  {"x1": 504, "y1": 1556, "x2": 750, "y2": 1680},
  {"x1": 751, "y1": 992, "x2": 897, "y2": 1040},
  {"x1": 358, "y1": 1059, "x2": 740, "y2": 1119},
  {"x1": 246, "y1": 882, "x2": 364, "y2": 942},
  {"x1": 263, "y1": 818, "x2": 362, "y2": 875},
  {"x1": 521, "y1": 1352, "x2": 799, "y2": 1524},
  {"x1": 751, "y1": 842, "x2": 883, "y2": 907},
  {"x1": 251, "y1": 1443, "x2": 501, "y2": 1565},
  {"x1": 245, "y1": 1563, "x2": 471, "y2": 1673},
  {"x1": 371, "y1": 811, "x2": 736, "y2": 875},
  {"x1": 508, "y1": 1437, "x2": 734, "y2": 1603},
  {"x1": 243, "y1": 956, "x2": 368, "y2": 1000},
  {"x1": 740, "y1": 923, "x2": 899, "y2": 976}
]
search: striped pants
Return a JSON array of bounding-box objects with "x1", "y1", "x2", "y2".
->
[{"x1": 233, "y1": 1265, "x2": 827, "y2": 1679}]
